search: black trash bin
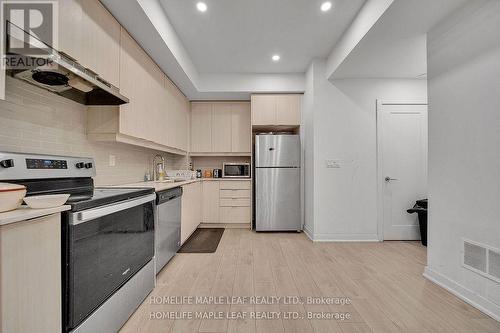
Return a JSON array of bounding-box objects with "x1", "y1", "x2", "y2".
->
[{"x1": 407, "y1": 199, "x2": 428, "y2": 246}]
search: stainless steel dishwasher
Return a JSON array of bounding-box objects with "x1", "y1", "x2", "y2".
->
[{"x1": 155, "y1": 187, "x2": 182, "y2": 275}]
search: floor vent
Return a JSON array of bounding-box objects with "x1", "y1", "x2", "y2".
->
[{"x1": 463, "y1": 239, "x2": 500, "y2": 283}]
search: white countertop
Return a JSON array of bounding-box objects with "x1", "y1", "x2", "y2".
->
[
  {"x1": 118, "y1": 179, "x2": 200, "y2": 192},
  {"x1": 118, "y1": 178, "x2": 251, "y2": 192},
  {"x1": 0, "y1": 205, "x2": 71, "y2": 226}
]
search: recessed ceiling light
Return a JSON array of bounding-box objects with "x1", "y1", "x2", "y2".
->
[
  {"x1": 196, "y1": 2, "x2": 207, "y2": 12},
  {"x1": 272, "y1": 55, "x2": 281, "y2": 62},
  {"x1": 320, "y1": 1, "x2": 332, "y2": 12}
]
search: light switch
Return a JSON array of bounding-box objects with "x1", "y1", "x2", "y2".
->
[
  {"x1": 109, "y1": 155, "x2": 116, "y2": 167},
  {"x1": 326, "y1": 160, "x2": 340, "y2": 168}
]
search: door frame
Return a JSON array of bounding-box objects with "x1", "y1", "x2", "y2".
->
[{"x1": 376, "y1": 100, "x2": 428, "y2": 241}]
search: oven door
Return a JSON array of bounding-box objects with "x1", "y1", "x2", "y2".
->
[{"x1": 63, "y1": 194, "x2": 155, "y2": 331}]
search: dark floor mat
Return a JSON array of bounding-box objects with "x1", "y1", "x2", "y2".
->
[{"x1": 178, "y1": 228, "x2": 225, "y2": 253}]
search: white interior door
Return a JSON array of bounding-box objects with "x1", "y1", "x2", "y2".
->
[{"x1": 378, "y1": 102, "x2": 428, "y2": 240}]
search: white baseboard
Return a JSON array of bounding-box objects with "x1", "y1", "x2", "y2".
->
[
  {"x1": 423, "y1": 266, "x2": 500, "y2": 322},
  {"x1": 306, "y1": 232, "x2": 379, "y2": 242},
  {"x1": 303, "y1": 225, "x2": 314, "y2": 241},
  {"x1": 198, "y1": 223, "x2": 250, "y2": 229}
]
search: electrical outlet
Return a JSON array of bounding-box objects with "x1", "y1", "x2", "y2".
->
[
  {"x1": 326, "y1": 160, "x2": 340, "y2": 168},
  {"x1": 109, "y1": 155, "x2": 116, "y2": 167}
]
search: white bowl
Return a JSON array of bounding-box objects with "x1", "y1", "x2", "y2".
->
[
  {"x1": 0, "y1": 183, "x2": 27, "y2": 213},
  {"x1": 23, "y1": 194, "x2": 70, "y2": 209}
]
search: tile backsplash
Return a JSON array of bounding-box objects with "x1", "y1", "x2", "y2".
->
[{"x1": 0, "y1": 77, "x2": 187, "y2": 186}]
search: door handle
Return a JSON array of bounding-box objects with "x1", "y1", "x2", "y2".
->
[{"x1": 385, "y1": 177, "x2": 398, "y2": 182}]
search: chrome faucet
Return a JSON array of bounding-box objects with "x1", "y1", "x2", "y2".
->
[{"x1": 152, "y1": 154, "x2": 165, "y2": 181}]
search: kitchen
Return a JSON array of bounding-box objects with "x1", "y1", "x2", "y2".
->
[{"x1": 1, "y1": 0, "x2": 500, "y2": 332}]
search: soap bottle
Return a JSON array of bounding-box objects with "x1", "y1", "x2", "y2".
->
[{"x1": 157, "y1": 163, "x2": 165, "y2": 181}]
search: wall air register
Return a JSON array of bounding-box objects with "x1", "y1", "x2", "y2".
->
[{"x1": 463, "y1": 239, "x2": 500, "y2": 283}]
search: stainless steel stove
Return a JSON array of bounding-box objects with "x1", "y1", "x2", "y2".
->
[{"x1": 0, "y1": 152, "x2": 156, "y2": 333}]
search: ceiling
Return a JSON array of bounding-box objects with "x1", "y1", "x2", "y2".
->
[
  {"x1": 159, "y1": 0, "x2": 366, "y2": 74},
  {"x1": 332, "y1": 0, "x2": 469, "y2": 79},
  {"x1": 101, "y1": 0, "x2": 471, "y2": 98}
]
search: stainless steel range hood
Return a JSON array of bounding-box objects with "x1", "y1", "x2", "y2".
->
[{"x1": 4, "y1": 21, "x2": 129, "y2": 106}]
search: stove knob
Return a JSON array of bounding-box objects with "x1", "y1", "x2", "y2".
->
[
  {"x1": 84, "y1": 162, "x2": 93, "y2": 169},
  {"x1": 75, "y1": 162, "x2": 85, "y2": 169},
  {"x1": 0, "y1": 159, "x2": 14, "y2": 168}
]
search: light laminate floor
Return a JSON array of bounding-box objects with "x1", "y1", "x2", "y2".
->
[{"x1": 120, "y1": 229, "x2": 500, "y2": 333}]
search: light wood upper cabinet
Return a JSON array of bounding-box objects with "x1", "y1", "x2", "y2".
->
[
  {"x1": 190, "y1": 102, "x2": 251, "y2": 154},
  {"x1": 191, "y1": 103, "x2": 213, "y2": 153},
  {"x1": 87, "y1": 28, "x2": 189, "y2": 154},
  {"x1": 212, "y1": 103, "x2": 233, "y2": 153},
  {"x1": 251, "y1": 94, "x2": 301, "y2": 126},
  {"x1": 143, "y1": 57, "x2": 164, "y2": 144},
  {"x1": 231, "y1": 103, "x2": 251, "y2": 153},
  {"x1": 0, "y1": 66, "x2": 4, "y2": 100},
  {"x1": 251, "y1": 95, "x2": 276, "y2": 125},
  {"x1": 119, "y1": 28, "x2": 144, "y2": 140},
  {"x1": 80, "y1": 0, "x2": 120, "y2": 87},
  {"x1": 53, "y1": 1, "x2": 120, "y2": 88},
  {"x1": 202, "y1": 181, "x2": 220, "y2": 223},
  {"x1": 165, "y1": 76, "x2": 189, "y2": 151},
  {"x1": 276, "y1": 95, "x2": 301, "y2": 125},
  {"x1": 85, "y1": 4, "x2": 189, "y2": 155},
  {"x1": 181, "y1": 182, "x2": 202, "y2": 244},
  {"x1": 57, "y1": 0, "x2": 83, "y2": 61}
]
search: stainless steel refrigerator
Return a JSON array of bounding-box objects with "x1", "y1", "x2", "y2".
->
[{"x1": 255, "y1": 134, "x2": 301, "y2": 231}]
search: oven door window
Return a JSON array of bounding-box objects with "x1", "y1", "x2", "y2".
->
[{"x1": 67, "y1": 202, "x2": 154, "y2": 328}]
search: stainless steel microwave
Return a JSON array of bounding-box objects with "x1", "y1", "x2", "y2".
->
[{"x1": 222, "y1": 163, "x2": 251, "y2": 178}]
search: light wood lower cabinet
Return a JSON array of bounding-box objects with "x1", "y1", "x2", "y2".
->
[
  {"x1": 220, "y1": 189, "x2": 251, "y2": 198},
  {"x1": 0, "y1": 214, "x2": 61, "y2": 333},
  {"x1": 202, "y1": 181, "x2": 220, "y2": 223},
  {"x1": 219, "y1": 181, "x2": 251, "y2": 224},
  {"x1": 202, "y1": 180, "x2": 251, "y2": 225},
  {"x1": 220, "y1": 181, "x2": 251, "y2": 190},
  {"x1": 220, "y1": 207, "x2": 251, "y2": 223},
  {"x1": 219, "y1": 198, "x2": 251, "y2": 207},
  {"x1": 181, "y1": 182, "x2": 202, "y2": 244}
]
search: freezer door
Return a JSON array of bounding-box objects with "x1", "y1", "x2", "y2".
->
[
  {"x1": 255, "y1": 135, "x2": 300, "y2": 167},
  {"x1": 256, "y1": 168, "x2": 301, "y2": 231}
]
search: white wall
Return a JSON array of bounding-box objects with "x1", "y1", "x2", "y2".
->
[
  {"x1": 326, "y1": 0, "x2": 394, "y2": 79},
  {"x1": 0, "y1": 77, "x2": 186, "y2": 186},
  {"x1": 304, "y1": 59, "x2": 427, "y2": 241},
  {"x1": 302, "y1": 62, "x2": 316, "y2": 237},
  {"x1": 424, "y1": 0, "x2": 500, "y2": 320}
]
